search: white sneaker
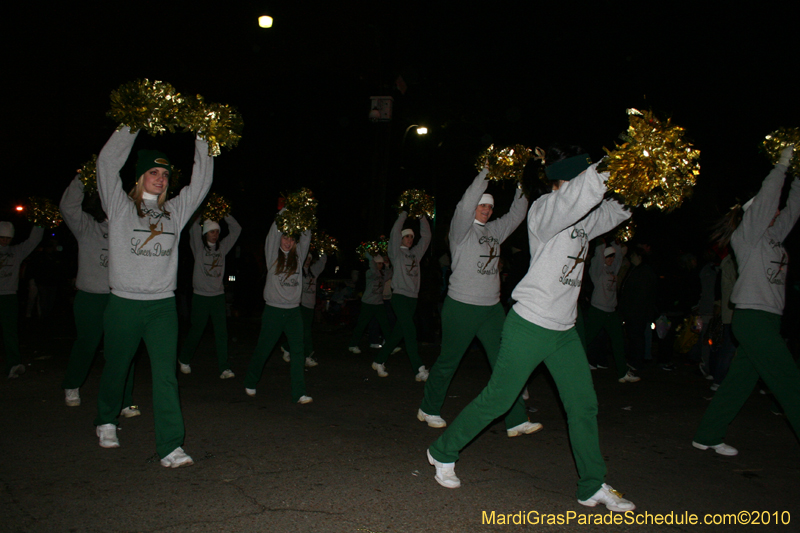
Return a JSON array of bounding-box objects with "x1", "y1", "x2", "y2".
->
[
  {"x1": 710, "y1": 383, "x2": 719, "y2": 391},
  {"x1": 65, "y1": 388, "x2": 80, "y2": 407},
  {"x1": 369, "y1": 343, "x2": 383, "y2": 349},
  {"x1": 297, "y1": 395, "x2": 313, "y2": 404},
  {"x1": 427, "y1": 449, "x2": 460, "y2": 488},
  {"x1": 348, "y1": 346, "x2": 362, "y2": 354},
  {"x1": 96, "y1": 423, "x2": 119, "y2": 448},
  {"x1": 692, "y1": 441, "x2": 738, "y2": 456},
  {"x1": 415, "y1": 365, "x2": 429, "y2": 382},
  {"x1": 618, "y1": 371, "x2": 641, "y2": 383},
  {"x1": 245, "y1": 388, "x2": 256, "y2": 397},
  {"x1": 8, "y1": 364, "x2": 25, "y2": 379},
  {"x1": 391, "y1": 347, "x2": 402, "y2": 354},
  {"x1": 589, "y1": 364, "x2": 597, "y2": 370},
  {"x1": 179, "y1": 362, "x2": 191, "y2": 374},
  {"x1": 120, "y1": 406, "x2": 141, "y2": 418},
  {"x1": 372, "y1": 362, "x2": 388, "y2": 377},
  {"x1": 281, "y1": 347, "x2": 290, "y2": 362},
  {"x1": 305, "y1": 357, "x2": 318, "y2": 367},
  {"x1": 578, "y1": 483, "x2": 636, "y2": 512},
  {"x1": 507, "y1": 421, "x2": 543, "y2": 437},
  {"x1": 522, "y1": 387, "x2": 529, "y2": 400},
  {"x1": 417, "y1": 409, "x2": 446, "y2": 428},
  {"x1": 160, "y1": 447, "x2": 194, "y2": 468},
  {"x1": 220, "y1": 369, "x2": 235, "y2": 379}
]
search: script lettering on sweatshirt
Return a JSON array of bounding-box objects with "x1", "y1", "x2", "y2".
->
[
  {"x1": 559, "y1": 227, "x2": 588, "y2": 287},
  {"x1": 203, "y1": 248, "x2": 223, "y2": 278},
  {"x1": 129, "y1": 210, "x2": 175, "y2": 257},
  {"x1": 766, "y1": 239, "x2": 788, "y2": 285},
  {"x1": 476, "y1": 235, "x2": 500, "y2": 275},
  {"x1": 404, "y1": 253, "x2": 419, "y2": 277},
  {"x1": 0, "y1": 252, "x2": 15, "y2": 278}
]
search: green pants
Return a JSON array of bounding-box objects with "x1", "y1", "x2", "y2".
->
[
  {"x1": 580, "y1": 305, "x2": 628, "y2": 379},
  {"x1": 429, "y1": 308, "x2": 607, "y2": 501},
  {"x1": 179, "y1": 294, "x2": 230, "y2": 372},
  {"x1": 0, "y1": 294, "x2": 21, "y2": 374},
  {"x1": 62, "y1": 292, "x2": 134, "y2": 405},
  {"x1": 694, "y1": 309, "x2": 800, "y2": 445},
  {"x1": 375, "y1": 294, "x2": 423, "y2": 371},
  {"x1": 246, "y1": 305, "x2": 306, "y2": 401},
  {"x1": 349, "y1": 302, "x2": 391, "y2": 348},
  {"x1": 420, "y1": 297, "x2": 529, "y2": 429},
  {"x1": 94, "y1": 295, "x2": 184, "y2": 459},
  {"x1": 281, "y1": 305, "x2": 315, "y2": 358}
]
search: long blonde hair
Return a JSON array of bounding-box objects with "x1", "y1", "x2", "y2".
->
[
  {"x1": 128, "y1": 176, "x2": 170, "y2": 218},
  {"x1": 275, "y1": 241, "x2": 298, "y2": 277}
]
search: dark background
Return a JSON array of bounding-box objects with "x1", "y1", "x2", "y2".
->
[{"x1": 4, "y1": 2, "x2": 799, "y2": 263}]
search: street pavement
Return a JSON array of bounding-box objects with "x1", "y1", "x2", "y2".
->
[{"x1": 2, "y1": 317, "x2": 799, "y2": 532}]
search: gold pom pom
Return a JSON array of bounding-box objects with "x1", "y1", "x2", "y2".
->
[
  {"x1": 356, "y1": 240, "x2": 388, "y2": 262},
  {"x1": 178, "y1": 95, "x2": 244, "y2": 157},
  {"x1": 762, "y1": 127, "x2": 800, "y2": 176},
  {"x1": 476, "y1": 144, "x2": 533, "y2": 182},
  {"x1": 397, "y1": 189, "x2": 435, "y2": 220},
  {"x1": 311, "y1": 230, "x2": 339, "y2": 256},
  {"x1": 615, "y1": 219, "x2": 636, "y2": 242},
  {"x1": 275, "y1": 188, "x2": 318, "y2": 235},
  {"x1": 107, "y1": 79, "x2": 184, "y2": 136},
  {"x1": 79, "y1": 154, "x2": 98, "y2": 195},
  {"x1": 27, "y1": 197, "x2": 62, "y2": 228},
  {"x1": 600, "y1": 109, "x2": 700, "y2": 212},
  {"x1": 200, "y1": 193, "x2": 231, "y2": 222}
]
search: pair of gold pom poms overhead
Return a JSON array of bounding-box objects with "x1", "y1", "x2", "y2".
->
[{"x1": 107, "y1": 79, "x2": 244, "y2": 157}]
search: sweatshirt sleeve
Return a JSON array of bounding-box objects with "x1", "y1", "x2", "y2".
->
[
  {"x1": 611, "y1": 241, "x2": 625, "y2": 274},
  {"x1": 169, "y1": 137, "x2": 214, "y2": 225},
  {"x1": 388, "y1": 212, "x2": 407, "y2": 262},
  {"x1": 265, "y1": 219, "x2": 281, "y2": 270},
  {"x1": 311, "y1": 254, "x2": 327, "y2": 277},
  {"x1": 487, "y1": 185, "x2": 528, "y2": 244},
  {"x1": 771, "y1": 177, "x2": 800, "y2": 241},
  {"x1": 188, "y1": 219, "x2": 202, "y2": 256},
  {"x1": 96, "y1": 126, "x2": 139, "y2": 219},
  {"x1": 296, "y1": 229, "x2": 312, "y2": 265},
  {"x1": 59, "y1": 176, "x2": 92, "y2": 238},
  {"x1": 450, "y1": 169, "x2": 489, "y2": 246},
  {"x1": 737, "y1": 163, "x2": 788, "y2": 247},
  {"x1": 218, "y1": 215, "x2": 242, "y2": 256},
  {"x1": 589, "y1": 242, "x2": 605, "y2": 283},
  {"x1": 584, "y1": 198, "x2": 631, "y2": 239},
  {"x1": 15, "y1": 226, "x2": 44, "y2": 260},
  {"x1": 528, "y1": 163, "x2": 609, "y2": 242},
  {"x1": 414, "y1": 215, "x2": 432, "y2": 257}
]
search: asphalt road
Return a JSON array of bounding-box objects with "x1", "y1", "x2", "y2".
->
[{"x1": 2, "y1": 316, "x2": 799, "y2": 532}]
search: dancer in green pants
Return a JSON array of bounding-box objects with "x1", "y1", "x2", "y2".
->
[
  {"x1": 418, "y1": 165, "x2": 538, "y2": 437},
  {"x1": 0, "y1": 221, "x2": 43, "y2": 378},
  {"x1": 94, "y1": 126, "x2": 212, "y2": 468},
  {"x1": 427, "y1": 145, "x2": 636, "y2": 513},
  {"x1": 694, "y1": 146, "x2": 800, "y2": 455},
  {"x1": 244, "y1": 209, "x2": 312, "y2": 404},
  {"x1": 348, "y1": 253, "x2": 391, "y2": 353},
  {"x1": 179, "y1": 215, "x2": 241, "y2": 378},
  {"x1": 580, "y1": 240, "x2": 638, "y2": 383},
  {"x1": 281, "y1": 252, "x2": 327, "y2": 367},
  {"x1": 60, "y1": 176, "x2": 135, "y2": 411},
  {"x1": 373, "y1": 212, "x2": 431, "y2": 380}
]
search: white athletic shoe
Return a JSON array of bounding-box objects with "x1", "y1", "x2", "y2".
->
[
  {"x1": 65, "y1": 388, "x2": 80, "y2": 407},
  {"x1": 415, "y1": 365, "x2": 429, "y2": 382},
  {"x1": 348, "y1": 346, "x2": 362, "y2": 354},
  {"x1": 179, "y1": 363, "x2": 191, "y2": 374},
  {"x1": 281, "y1": 347, "x2": 290, "y2": 362},
  {"x1": 160, "y1": 447, "x2": 194, "y2": 468},
  {"x1": 371, "y1": 362, "x2": 388, "y2": 377},
  {"x1": 120, "y1": 406, "x2": 141, "y2": 418},
  {"x1": 507, "y1": 421, "x2": 543, "y2": 437},
  {"x1": 578, "y1": 483, "x2": 636, "y2": 512},
  {"x1": 220, "y1": 369, "x2": 235, "y2": 379},
  {"x1": 427, "y1": 449, "x2": 460, "y2": 488},
  {"x1": 96, "y1": 423, "x2": 119, "y2": 448},
  {"x1": 417, "y1": 409, "x2": 446, "y2": 428}
]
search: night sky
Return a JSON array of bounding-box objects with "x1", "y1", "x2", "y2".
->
[{"x1": 5, "y1": 2, "x2": 799, "y2": 264}]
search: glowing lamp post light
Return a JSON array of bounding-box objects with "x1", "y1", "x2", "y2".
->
[{"x1": 258, "y1": 15, "x2": 273, "y2": 28}]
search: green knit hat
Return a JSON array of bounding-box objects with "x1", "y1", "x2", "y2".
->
[
  {"x1": 545, "y1": 154, "x2": 592, "y2": 182},
  {"x1": 135, "y1": 150, "x2": 171, "y2": 180}
]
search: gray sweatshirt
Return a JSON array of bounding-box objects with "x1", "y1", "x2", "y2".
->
[
  {"x1": 448, "y1": 169, "x2": 528, "y2": 306},
  {"x1": 512, "y1": 163, "x2": 631, "y2": 330},
  {"x1": 0, "y1": 226, "x2": 44, "y2": 295},
  {"x1": 97, "y1": 127, "x2": 213, "y2": 300},
  {"x1": 263, "y1": 219, "x2": 312, "y2": 309},
  {"x1": 588, "y1": 241, "x2": 624, "y2": 312},
  {"x1": 361, "y1": 253, "x2": 387, "y2": 305},
  {"x1": 731, "y1": 163, "x2": 799, "y2": 315},
  {"x1": 190, "y1": 215, "x2": 241, "y2": 297},
  {"x1": 388, "y1": 212, "x2": 431, "y2": 298},
  {"x1": 60, "y1": 176, "x2": 110, "y2": 294},
  {"x1": 301, "y1": 254, "x2": 327, "y2": 309}
]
